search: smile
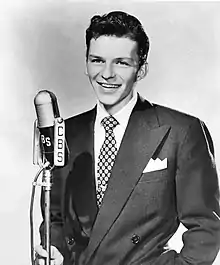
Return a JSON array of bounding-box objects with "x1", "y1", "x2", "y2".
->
[{"x1": 97, "y1": 82, "x2": 121, "y2": 89}]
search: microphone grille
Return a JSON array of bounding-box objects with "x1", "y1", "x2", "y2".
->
[{"x1": 34, "y1": 90, "x2": 55, "y2": 128}]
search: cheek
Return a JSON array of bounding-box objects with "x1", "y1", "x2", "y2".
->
[
  {"x1": 116, "y1": 68, "x2": 137, "y2": 82},
  {"x1": 122, "y1": 74, "x2": 137, "y2": 88},
  {"x1": 87, "y1": 66, "x2": 101, "y2": 79}
]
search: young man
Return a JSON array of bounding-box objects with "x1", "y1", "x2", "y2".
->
[{"x1": 35, "y1": 11, "x2": 220, "y2": 265}]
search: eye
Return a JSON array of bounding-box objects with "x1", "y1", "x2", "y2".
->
[
  {"x1": 90, "y1": 58, "x2": 104, "y2": 64},
  {"x1": 116, "y1": 61, "x2": 130, "y2": 66}
]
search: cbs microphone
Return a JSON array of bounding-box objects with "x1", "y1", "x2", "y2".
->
[{"x1": 33, "y1": 90, "x2": 68, "y2": 167}]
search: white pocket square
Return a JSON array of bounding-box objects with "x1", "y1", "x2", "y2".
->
[{"x1": 143, "y1": 158, "x2": 168, "y2": 173}]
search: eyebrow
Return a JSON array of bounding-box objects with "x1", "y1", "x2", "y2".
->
[
  {"x1": 88, "y1": 55, "x2": 103, "y2": 60},
  {"x1": 88, "y1": 54, "x2": 134, "y2": 61}
]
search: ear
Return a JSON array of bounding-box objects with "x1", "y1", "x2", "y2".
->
[
  {"x1": 136, "y1": 63, "x2": 148, "y2": 81},
  {"x1": 84, "y1": 60, "x2": 89, "y2": 76}
]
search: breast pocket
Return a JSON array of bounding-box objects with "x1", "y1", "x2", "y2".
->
[{"x1": 138, "y1": 168, "x2": 168, "y2": 183}]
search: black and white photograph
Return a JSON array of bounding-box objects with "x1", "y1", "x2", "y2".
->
[{"x1": 0, "y1": 1, "x2": 220, "y2": 265}]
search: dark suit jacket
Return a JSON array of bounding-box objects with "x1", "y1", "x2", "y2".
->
[{"x1": 40, "y1": 95, "x2": 220, "y2": 264}]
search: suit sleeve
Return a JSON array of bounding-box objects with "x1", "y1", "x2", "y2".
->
[{"x1": 174, "y1": 118, "x2": 220, "y2": 264}]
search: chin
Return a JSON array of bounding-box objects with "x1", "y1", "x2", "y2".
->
[
  {"x1": 100, "y1": 100, "x2": 118, "y2": 109},
  {"x1": 97, "y1": 94, "x2": 119, "y2": 106}
]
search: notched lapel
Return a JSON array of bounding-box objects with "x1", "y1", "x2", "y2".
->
[{"x1": 84, "y1": 99, "x2": 171, "y2": 263}]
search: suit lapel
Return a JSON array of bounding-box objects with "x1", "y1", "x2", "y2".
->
[
  {"x1": 67, "y1": 108, "x2": 98, "y2": 237},
  {"x1": 84, "y1": 96, "x2": 171, "y2": 263}
]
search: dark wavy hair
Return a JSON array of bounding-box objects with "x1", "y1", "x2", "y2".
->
[{"x1": 86, "y1": 11, "x2": 150, "y2": 68}]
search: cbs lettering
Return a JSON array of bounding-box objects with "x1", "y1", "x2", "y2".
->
[
  {"x1": 41, "y1": 135, "x2": 52, "y2": 147},
  {"x1": 55, "y1": 125, "x2": 65, "y2": 164}
]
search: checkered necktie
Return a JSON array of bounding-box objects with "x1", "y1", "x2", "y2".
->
[{"x1": 96, "y1": 116, "x2": 119, "y2": 207}]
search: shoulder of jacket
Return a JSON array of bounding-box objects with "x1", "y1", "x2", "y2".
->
[
  {"x1": 152, "y1": 103, "x2": 202, "y2": 128},
  {"x1": 65, "y1": 107, "x2": 96, "y2": 124}
]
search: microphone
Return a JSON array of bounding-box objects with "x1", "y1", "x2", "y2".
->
[{"x1": 33, "y1": 90, "x2": 68, "y2": 167}]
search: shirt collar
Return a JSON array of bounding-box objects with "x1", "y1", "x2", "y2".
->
[{"x1": 95, "y1": 90, "x2": 138, "y2": 129}]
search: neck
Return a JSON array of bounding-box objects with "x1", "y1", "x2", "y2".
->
[{"x1": 102, "y1": 91, "x2": 134, "y2": 115}]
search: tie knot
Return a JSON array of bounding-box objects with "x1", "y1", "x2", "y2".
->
[{"x1": 101, "y1": 116, "x2": 119, "y2": 131}]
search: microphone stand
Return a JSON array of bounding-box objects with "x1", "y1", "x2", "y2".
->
[
  {"x1": 42, "y1": 167, "x2": 53, "y2": 265},
  {"x1": 33, "y1": 119, "x2": 53, "y2": 265},
  {"x1": 33, "y1": 115, "x2": 66, "y2": 265},
  {"x1": 31, "y1": 160, "x2": 53, "y2": 265}
]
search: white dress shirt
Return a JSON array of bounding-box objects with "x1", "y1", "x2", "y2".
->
[{"x1": 94, "y1": 91, "x2": 138, "y2": 189}]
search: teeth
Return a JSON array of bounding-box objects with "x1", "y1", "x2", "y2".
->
[{"x1": 99, "y1": 83, "x2": 120, "y2": 88}]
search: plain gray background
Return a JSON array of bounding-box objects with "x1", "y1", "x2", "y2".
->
[{"x1": 0, "y1": 1, "x2": 219, "y2": 264}]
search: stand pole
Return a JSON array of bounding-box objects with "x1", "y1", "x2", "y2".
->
[{"x1": 42, "y1": 168, "x2": 52, "y2": 265}]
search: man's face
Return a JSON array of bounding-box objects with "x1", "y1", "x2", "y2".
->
[{"x1": 86, "y1": 35, "x2": 143, "y2": 115}]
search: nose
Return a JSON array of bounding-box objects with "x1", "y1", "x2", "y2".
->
[{"x1": 101, "y1": 63, "x2": 115, "y2": 80}]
